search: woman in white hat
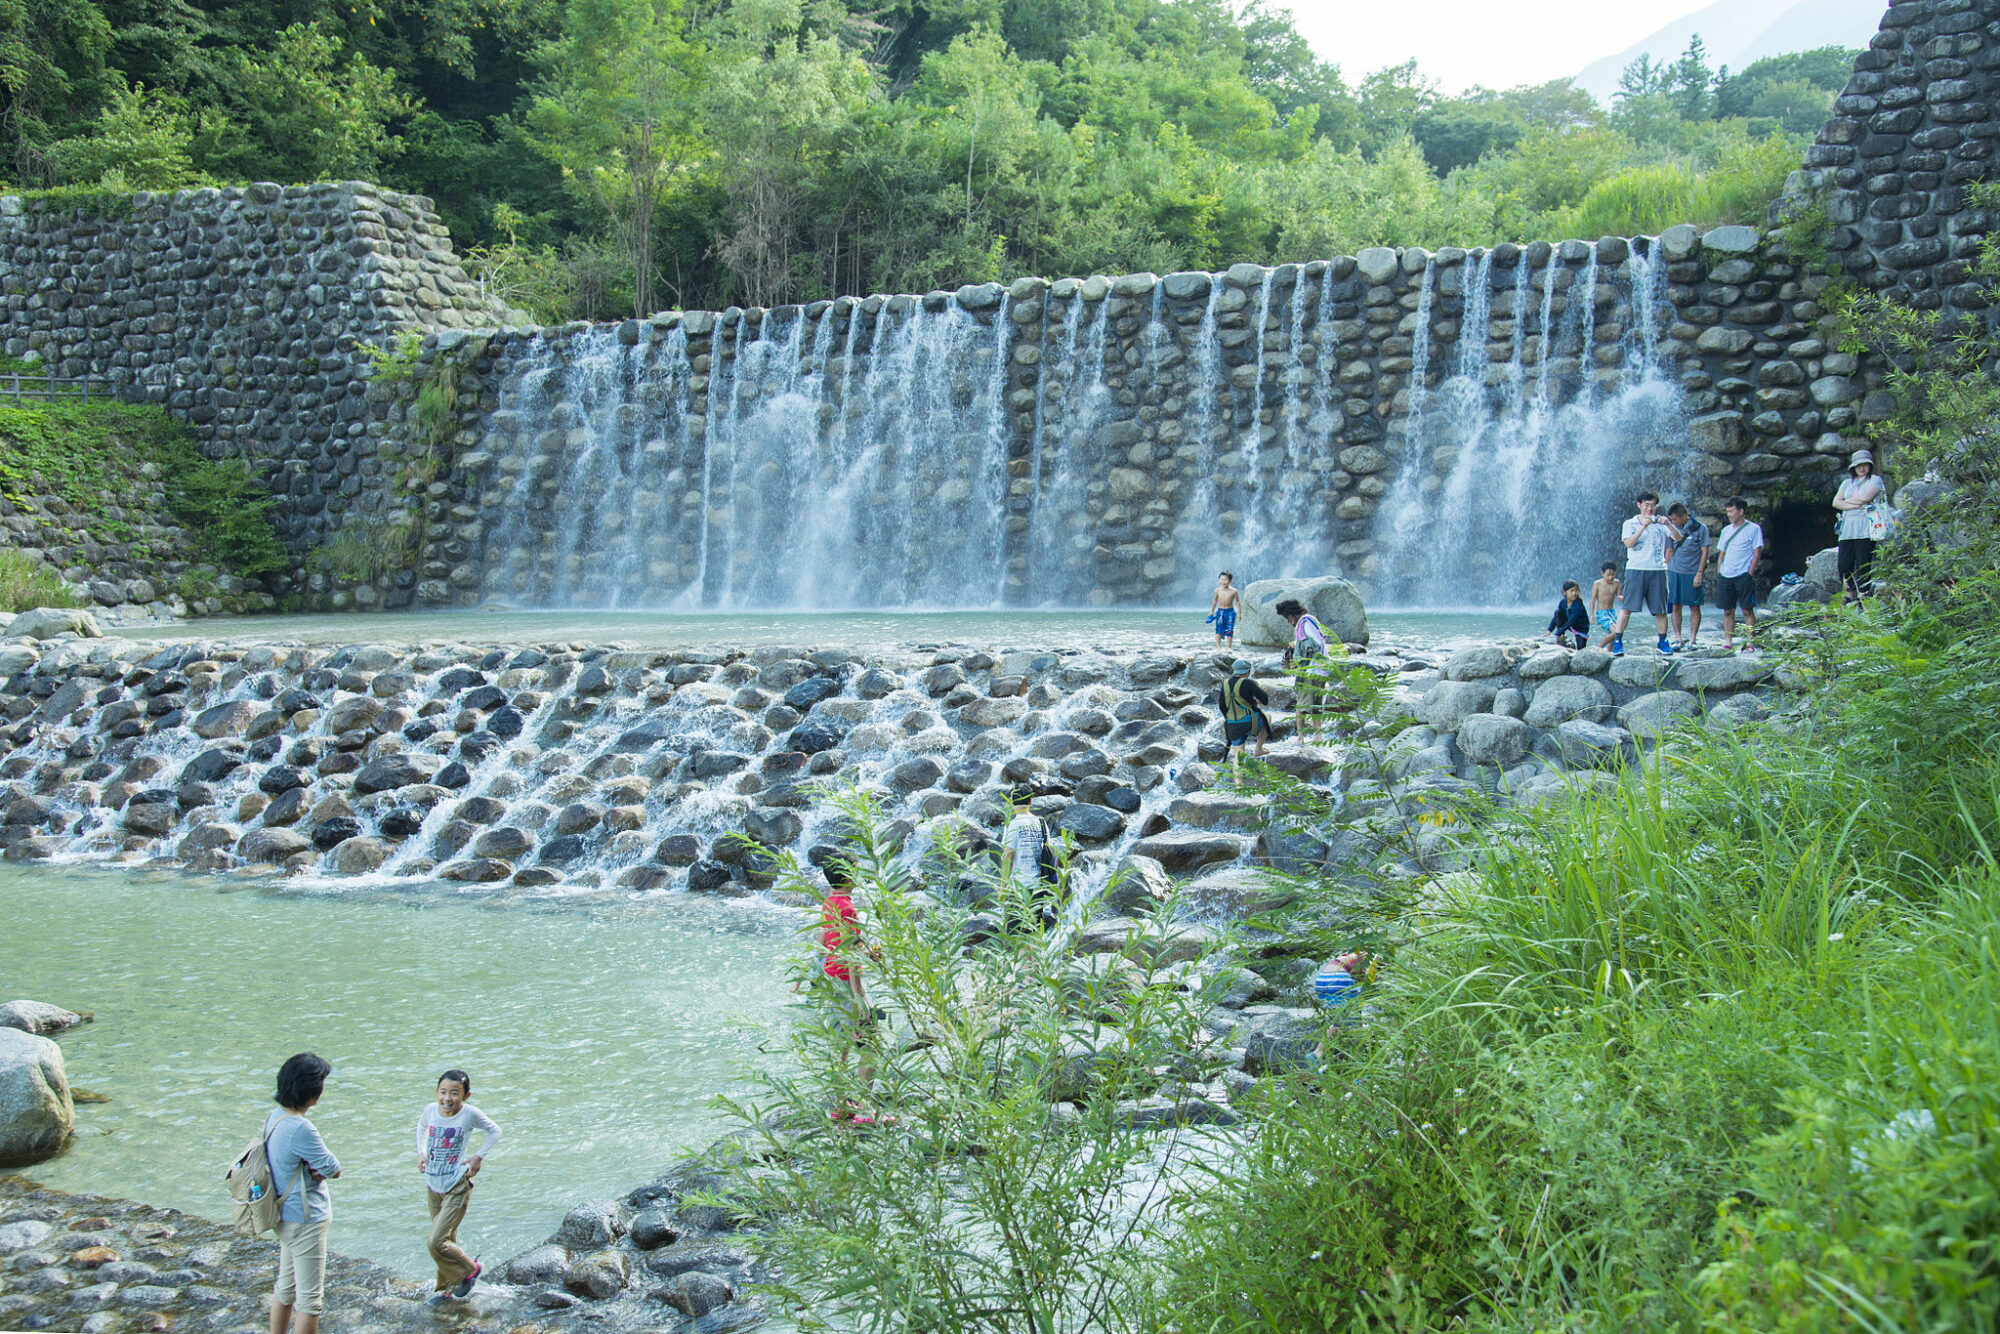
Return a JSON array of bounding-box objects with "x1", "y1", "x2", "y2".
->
[{"x1": 1831, "y1": 448, "x2": 1886, "y2": 606}]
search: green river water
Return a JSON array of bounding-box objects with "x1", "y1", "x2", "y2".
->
[{"x1": 0, "y1": 864, "x2": 798, "y2": 1277}]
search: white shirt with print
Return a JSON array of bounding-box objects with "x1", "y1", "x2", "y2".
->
[
  {"x1": 1622, "y1": 515, "x2": 1672, "y2": 571},
  {"x1": 417, "y1": 1103, "x2": 502, "y2": 1194}
]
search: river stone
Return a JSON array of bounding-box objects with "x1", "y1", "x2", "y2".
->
[
  {"x1": 239, "y1": 827, "x2": 310, "y2": 863},
  {"x1": 9, "y1": 608, "x2": 102, "y2": 640},
  {"x1": 1524, "y1": 675, "x2": 1614, "y2": 727},
  {"x1": 323, "y1": 696, "x2": 384, "y2": 733},
  {"x1": 743, "y1": 808, "x2": 803, "y2": 846},
  {"x1": 1057, "y1": 803, "x2": 1126, "y2": 843},
  {"x1": 191, "y1": 701, "x2": 261, "y2": 739},
  {"x1": 353, "y1": 753, "x2": 441, "y2": 794},
  {"x1": 508, "y1": 1244, "x2": 570, "y2": 1285},
  {"x1": 959, "y1": 697, "x2": 1026, "y2": 727},
  {"x1": 1457, "y1": 714, "x2": 1534, "y2": 766},
  {"x1": 788, "y1": 719, "x2": 845, "y2": 754},
  {"x1": 1164, "y1": 793, "x2": 1268, "y2": 831},
  {"x1": 783, "y1": 677, "x2": 841, "y2": 711},
  {"x1": 1131, "y1": 830, "x2": 1248, "y2": 872},
  {"x1": 1423, "y1": 680, "x2": 1498, "y2": 733},
  {"x1": 122, "y1": 801, "x2": 174, "y2": 836},
  {"x1": 1618, "y1": 690, "x2": 1701, "y2": 739},
  {"x1": 1608, "y1": 656, "x2": 1677, "y2": 689},
  {"x1": 441, "y1": 858, "x2": 513, "y2": 882},
  {"x1": 565, "y1": 1250, "x2": 629, "y2": 1300},
  {"x1": 558, "y1": 1199, "x2": 630, "y2": 1249},
  {"x1": 257, "y1": 765, "x2": 309, "y2": 796},
  {"x1": 1518, "y1": 647, "x2": 1572, "y2": 679},
  {"x1": 1237, "y1": 576, "x2": 1369, "y2": 648},
  {"x1": 181, "y1": 749, "x2": 241, "y2": 784},
  {"x1": 1355, "y1": 246, "x2": 1399, "y2": 284},
  {"x1": 260, "y1": 788, "x2": 308, "y2": 826},
  {"x1": 1184, "y1": 866, "x2": 1296, "y2": 916},
  {"x1": 661, "y1": 1271, "x2": 735, "y2": 1317},
  {"x1": 1551, "y1": 719, "x2": 1636, "y2": 769},
  {"x1": 0, "y1": 1002, "x2": 87, "y2": 1036},
  {"x1": 1240, "y1": 1009, "x2": 1321, "y2": 1075},
  {"x1": 1441, "y1": 646, "x2": 1514, "y2": 681},
  {"x1": 472, "y1": 826, "x2": 534, "y2": 859},
  {"x1": 329, "y1": 836, "x2": 388, "y2": 874},
  {"x1": 0, "y1": 1028, "x2": 72, "y2": 1165},
  {"x1": 309, "y1": 817, "x2": 361, "y2": 851},
  {"x1": 1103, "y1": 853, "x2": 1173, "y2": 916},
  {"x1": 1673, "y1": 656, "x2": 1775, "y2": 691}
]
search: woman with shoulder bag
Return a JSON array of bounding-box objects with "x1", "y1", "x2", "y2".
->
[
  {"x1": 265, "y1": 1053, "x2": 341, "y2": 1334},
  {"x1": 1831, "y1": 449, "x2": 1888, "y2": 606}
]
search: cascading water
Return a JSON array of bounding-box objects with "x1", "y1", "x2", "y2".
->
[
  {"x1": 1367, "y1": 245, "x2": 1689, "y2": 607},
  {"x1": 475, "y1": 246, "x2": 1690, "y2": 612}
]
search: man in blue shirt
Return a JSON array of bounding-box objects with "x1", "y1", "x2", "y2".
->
[{"x1": 1665, "y1": 502, "x2": 1710, "y2": 649}]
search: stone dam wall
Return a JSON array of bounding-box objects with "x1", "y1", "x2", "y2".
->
[{"x1": 0, "y1": 0, "x2": 1989, "y2": 612}]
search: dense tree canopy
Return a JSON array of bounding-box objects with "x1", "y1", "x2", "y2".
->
[{"x1": 0, "y1": 0, "x2": 1857, "y2": 318}]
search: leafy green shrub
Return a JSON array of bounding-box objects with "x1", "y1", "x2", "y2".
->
[
  {"x1": 165, "y1": 455, "x2": 287, "y2": 576},
  {"x1": 720, "y1": 787, "x2": 1228, "y2": 1334},
  {"x1": 1547, "y1": 132, "x2": 1804, "y2": 239},
  {"x1": 0, "y1": 550, "x2": 82, "y2": 613}
]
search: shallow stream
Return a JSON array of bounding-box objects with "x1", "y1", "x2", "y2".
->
[{"x1": 0, "y1": 864, "x2": 797, "y2": 1278}]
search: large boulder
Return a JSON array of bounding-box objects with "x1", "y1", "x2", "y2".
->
[
  {"x1": 0, "y1": 1028, "x2": 73, "y2": 1165},
  {"x1": 1618, "y1": 690, "x2": 1701, "y2": 739},
  {"x1": 1523, "y1": 675, "x2": 1614, "y2": 727},
  {"x1": 1238, "y1": 577, "x2": 1369, "y2": 648},
  {"x1": 1456, "y1": 714, "x2": 1534, "y2": 767},
  {"x1": 0, "y1": 1001, "x2": 90, "y2": 1036},
  {"x1": 8, "y1": 607, "x2": 101, "y2": 640},
  {"x1": 1422, "y1": 680, "x2": 1498, "y2": 734}
]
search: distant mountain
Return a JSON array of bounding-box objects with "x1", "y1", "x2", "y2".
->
[{"x1": 1575, "y1": 0, "x2": 1885, "y2": 102}]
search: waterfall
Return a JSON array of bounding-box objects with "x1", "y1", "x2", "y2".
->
[
  {"x1": 1364, "y1": 244, "x2": 1692, "y2": 608},
  {"x1": 473, "y1": 245, "x2": 1693, "y2": 612}
]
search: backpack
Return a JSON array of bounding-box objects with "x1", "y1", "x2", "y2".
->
[
  {"x1": 1034, "y1": 819, "x2": 1061, "y2": 886},
  {"x1": 226, "y1": 1117, "x2": 288, "y2": 1238}
]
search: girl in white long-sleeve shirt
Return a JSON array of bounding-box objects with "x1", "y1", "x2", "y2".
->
[{"x1": 415, "y1": 1069, "x2": 502, "y2": 1301}]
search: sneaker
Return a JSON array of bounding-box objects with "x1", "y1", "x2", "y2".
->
[
  {"x1": 1657, "y1": 636, "x2": 1675, "y2": 654},
  {"x1": 1611, "y1": 635, "x2": 1624, "y2": 655},
  {"x1": 452, "y1": 1261, "x2": 482, "y2": 1300},
  {"x1": 426, "y1": 1291, "x2": 452, "y2": 1306},
  {"x1": 1673, "y1": 638, "x2": 1688, "y2": 650}
]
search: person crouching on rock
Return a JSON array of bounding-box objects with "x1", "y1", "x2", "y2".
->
[
  {"x1": 266, "y1": 1053, "x2": 340, "y2": 1334},
  {"x1": 1214, "y1": 659, "x2": 1272, "y2": 772},
  {"x1": 417, "y1": 1068, "x2": 501, "y2": 1304}
]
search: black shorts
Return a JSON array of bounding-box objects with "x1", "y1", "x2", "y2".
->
[
  {"x1": 1837, "y1": 539, "x2": 1877, "y2": 583},
  {"x1": 1223, "y1": 711, "x2": 1268, "y2": 746},
  {"x1": 1714, "y1": 573, "x2": 1757, "y2": 614}
]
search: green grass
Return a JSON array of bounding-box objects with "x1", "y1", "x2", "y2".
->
[
  {"x1": 1547, "y1": 133, "x2": 1804, "y2": 239},
  {"x1": 0, "y1": 400, "x2": 286, "y2": 576},
  {"x1": 0, "y1": 549, "x2": 82, "y2": 613},
  {"x1": 1168, "y1": 576, "x2": 2000, "y2": 1332}
]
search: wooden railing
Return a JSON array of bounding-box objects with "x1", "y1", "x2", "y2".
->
[{"x1": 0, "y1": 372, "x2": 116, "y2": 402}]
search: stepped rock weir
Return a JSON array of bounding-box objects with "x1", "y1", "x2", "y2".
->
[{"x1": 0, "y1": 0, "x2": 1989, "y2": 613}]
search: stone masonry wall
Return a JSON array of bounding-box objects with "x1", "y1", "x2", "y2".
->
[
  {"x1": 1802, "y1": 0, "x2": 2000, "y2": 315},
  {"x1": 0, "y1": 181, "x2": 509, "y2": 606}
]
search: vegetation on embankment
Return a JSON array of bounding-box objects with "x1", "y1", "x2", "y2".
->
[{"x1": 0, "y1": 400, "x2": 285, "y2": 612}]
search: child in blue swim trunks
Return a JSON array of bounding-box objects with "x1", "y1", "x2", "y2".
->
[{"x1": 1207, "y1": 571, "x2": 1242, "y2": 648}]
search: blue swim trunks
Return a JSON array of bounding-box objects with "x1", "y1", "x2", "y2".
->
[
  {"x1": 1214, "y1": 608, "x2": 1237, "y2": 637},
  {"x1": 1595, "y1": 608, "x2": 1617, "y2": 634}
]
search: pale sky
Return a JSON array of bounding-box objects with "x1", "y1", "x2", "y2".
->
[{"x1": 1276, "y1": 0, "x2": 1722, "y2": 95}]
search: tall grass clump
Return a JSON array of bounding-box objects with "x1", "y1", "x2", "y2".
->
[
  {"x1": 1551, "y1": 132, "x2": 1804, "y2": 239},
  {"x1": 0, "y1": 549, "x2": 82, "y2": 613},
  {"x1": 1169, "y1": 556, "x2": 2000, "y2": 1330}
]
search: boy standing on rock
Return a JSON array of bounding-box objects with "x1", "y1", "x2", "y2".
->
[
  {"x1": 1609, "y1": 491, "x2": 1680, "y2": 656},
  {"x1": 1665, "y1": 502, "x2": 1710, "y2": 649},
  {"x1": 417, "y1": 1069, "x2": 501, "y2": 1304},
  {"x1": 1713, "y1": 496, "x2": 1765, "y2": 653},
  {"x1": 1590, "y1": 562, "x2": 1622, "y2": 648},
  {"x1": 1207, "y1": 572, "x2": 1243, "y2": 648}
]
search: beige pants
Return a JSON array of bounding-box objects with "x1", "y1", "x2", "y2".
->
[
  {"x1": 426, "y1": 1177, "x2": 476, "y2": 1287},
  {"x1": 273, "y1": 1217, "x2": 330, "y2": 1314}
]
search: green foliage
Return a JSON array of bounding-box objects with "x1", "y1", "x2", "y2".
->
[
  {"x1": 0, "y1": 548, "x2": 81, "y2": 612},
  {"x1": 1546, "y1": 130, "x2": 1806, "y2": 239},
  {"x1": 359, "y1": 330, "x2": 424, "y2": 383},
  {"x1": 0, "y1": 400, "x2": 284, "y2": 576},
  {"x1": 721, "y1": 786, "x2": 1228, "y2": 1334},
  {"x1": 46, "y1": 79, "x2": 202, "y2": 188},
  {"x1": 305, "y1": 512, "x2": 414, "y2": 584},
  {"x1": 0, "y1": 0, "x2": 1861, "y2": 313}
]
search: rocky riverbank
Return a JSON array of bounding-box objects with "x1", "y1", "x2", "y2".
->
[
  {"x1": 0, "y1": 1173, "x2": 769, "y2": 1334},
  {"x1": 0, "y1": 616, "x2": 1786, "y2": 903}
]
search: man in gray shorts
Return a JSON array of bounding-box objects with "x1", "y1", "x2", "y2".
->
[{"x1": 1608, "y1": 489, "x2": 1680, "y2": 656}]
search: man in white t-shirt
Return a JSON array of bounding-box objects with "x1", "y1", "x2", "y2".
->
[
  {"x1": 1608, "y1": 490, "x2": 1681, "y2": 656},
  {"x1": 1712, "y1": 495, "x2": 1766, "y2": 653}
]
